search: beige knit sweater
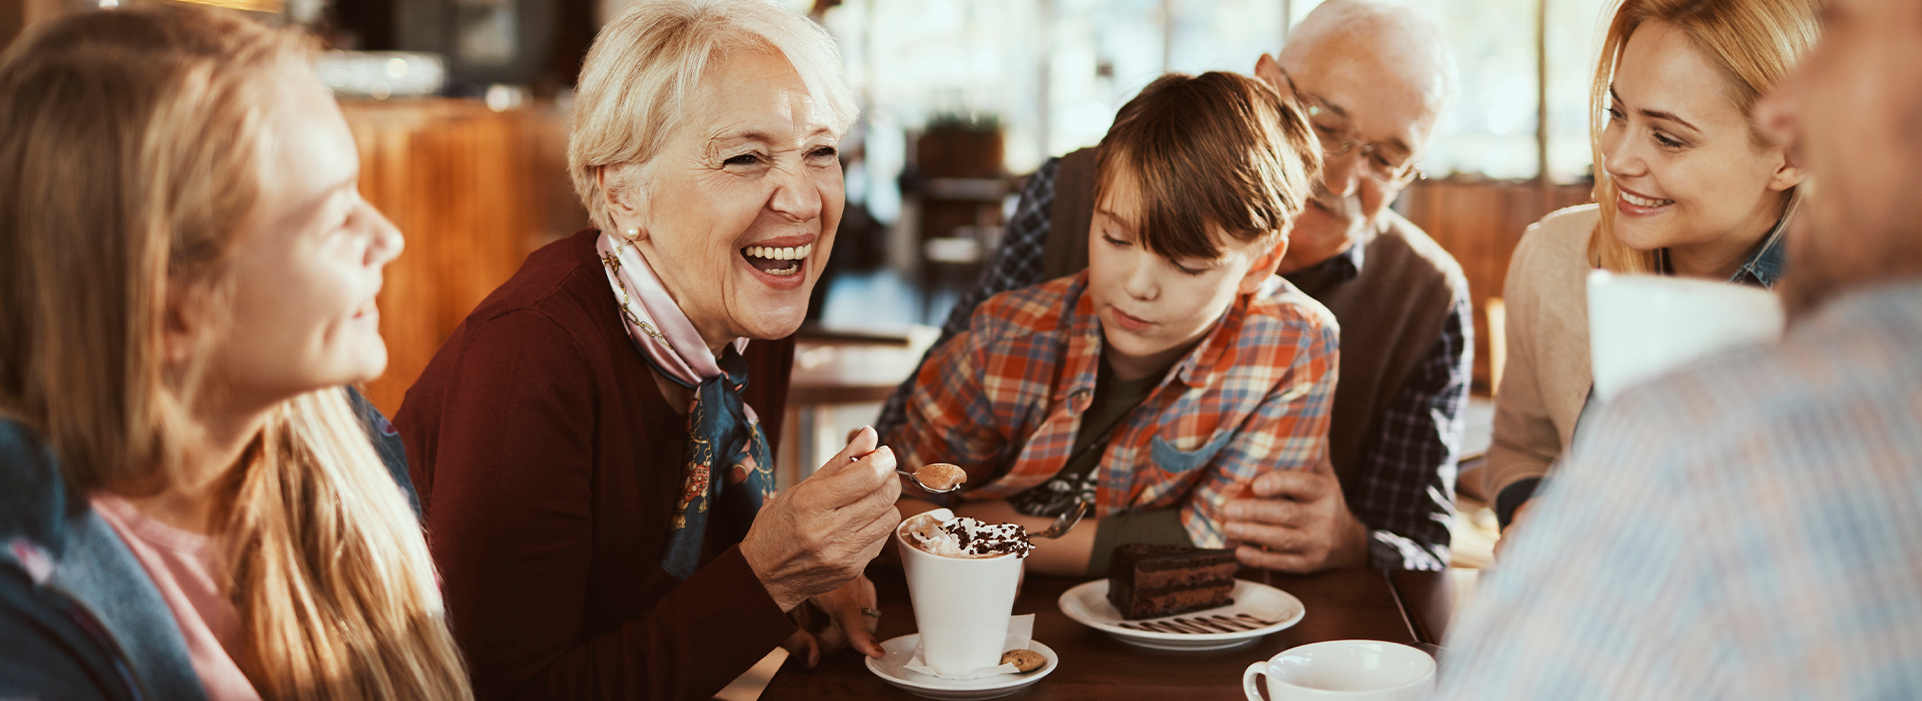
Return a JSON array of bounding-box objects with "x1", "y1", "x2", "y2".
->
[{"x1": 1482, "y1": 204, "x2": 1600, "y2": 503}]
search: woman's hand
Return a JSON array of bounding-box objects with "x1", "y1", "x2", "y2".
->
[
  {"x1": 1494, "y1": 499, "x2": 1534, "y2": 560},
  {"x1": 743, "y1": 427, "x2": 903, "y2": 612},
  {"x1": 778, "y1": 574, "x2": 882, "y2": 667}
]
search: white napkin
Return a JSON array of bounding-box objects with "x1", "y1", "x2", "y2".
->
[{"x1": 903, "y1": 614, "x2": 1036, "y2": 680}]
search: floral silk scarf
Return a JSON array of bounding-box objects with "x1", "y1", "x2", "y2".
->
[{"x1": 597, "y1": 231, "x2": 775, "y2": 580}]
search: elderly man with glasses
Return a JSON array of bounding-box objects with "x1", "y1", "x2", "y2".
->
[{"x1": 876, "y1": 0, "x2": 1467, "y2": 573}]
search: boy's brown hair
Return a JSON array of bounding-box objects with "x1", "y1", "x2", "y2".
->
[{"x1": 1094, "y1": 71, "x2": 1321, "y2": 261}]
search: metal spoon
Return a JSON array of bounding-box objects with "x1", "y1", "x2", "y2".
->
[{"x1": 1030, "y1": 500, "x2": 1092, "y2": 540}]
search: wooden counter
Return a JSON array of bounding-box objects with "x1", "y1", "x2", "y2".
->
[
  {"x1": 1399, "y1": 179, "x2": 1592, "y2": 391},
  {"x1": 341, "y1": 98, "x2": 583, "y2": 415}
]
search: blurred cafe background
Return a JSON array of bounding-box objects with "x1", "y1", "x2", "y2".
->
[{"x1": 0, "y1": 0, "x2": 1617, "y2": 584}]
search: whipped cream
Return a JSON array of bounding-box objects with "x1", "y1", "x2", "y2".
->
[{"x1": 906, "y1": 513, "x2": 1034, "y2": 559}]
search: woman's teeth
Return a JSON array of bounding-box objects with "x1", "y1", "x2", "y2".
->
[
  {"x1": 1622, "y1": 191, "x2": 1674, "y2": 208},
  {"x1": 744, "y1": 243, "x2": 812, "y2": 260},
  {"x1": 743, "y1": 242, "x2": 812, "y2": 276}
]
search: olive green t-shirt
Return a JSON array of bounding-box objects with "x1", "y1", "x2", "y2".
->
[{"x1": 1006, "y1": 352, "x2": 1192, "y2": 575}]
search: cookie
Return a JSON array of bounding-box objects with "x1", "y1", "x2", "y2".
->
[{"x1": 1000, "y1": 649, "x2": 1045, "y2": 673}]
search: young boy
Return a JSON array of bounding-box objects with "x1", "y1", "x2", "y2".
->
[{"x1": 890, "y1": 71, "x2": 1337, "y2": 576}]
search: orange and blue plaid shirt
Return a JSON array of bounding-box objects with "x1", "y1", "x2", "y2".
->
[{"x1": 892, "y1": 271, "x2": 1339, "y2": 547}]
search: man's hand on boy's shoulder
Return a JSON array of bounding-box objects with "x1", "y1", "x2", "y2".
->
[{"x1": 1220, "y1": 459, "x2": 1371, "y2": 572}]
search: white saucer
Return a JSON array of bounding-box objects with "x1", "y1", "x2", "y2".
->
[
  {"x1": 863, "y1": 634, "x2": 1058, "y2": 700},
  {"x1": 1058, "y1": 579, "x2": 1305, "y2": 651}
]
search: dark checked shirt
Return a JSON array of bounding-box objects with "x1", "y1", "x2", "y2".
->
[{"x1": 877, "y1": 157, "x2": 1470, "y2": 570}]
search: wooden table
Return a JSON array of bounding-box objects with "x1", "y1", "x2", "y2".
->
[
  {"x1": 1387, "y1": 569, "x2": 1454, "y2": 647},
  {"x1": 762, "y1": 564, "x2": 1450, "y2": 700}
]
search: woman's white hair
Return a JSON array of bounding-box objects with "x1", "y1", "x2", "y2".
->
[{"x1": 569, "y1": 0, "x2": 858, "y2": 232}]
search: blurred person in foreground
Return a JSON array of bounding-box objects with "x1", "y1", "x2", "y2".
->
[
  {"x1": 878, "y1": 0, "x2": 1470, "y2": 573},
  {"x1": 0, "y1": 6, "x2": 469, "y2": 699},
  {"x1": 395, "y1": 0, "x2": 901, "y2": 697},
  {"x1": 1431, "y1": 0, "x2": 1922, "y2": 696},
  {"x1": 1486, "y1": 0, "x2": 1817, "y2": 549}
]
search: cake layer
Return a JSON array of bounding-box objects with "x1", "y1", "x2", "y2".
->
[
  {"x1": 1109, "y1": 544, "x2": 1237, "y2": 570},
  {"x1": 1116, "y1": 581, "x2": 1235, "y2": 620},
  {"x1": 1133, "y1": 561, "x2": 1237, "y2": 589},
  {"x1": 1130, "y1": 553, "x2": 1235, "y2": 571}
]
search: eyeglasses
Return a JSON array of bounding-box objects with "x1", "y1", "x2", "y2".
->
[{"x1": 1276, "y1": 68, "x2": 1426, "y2": 187}]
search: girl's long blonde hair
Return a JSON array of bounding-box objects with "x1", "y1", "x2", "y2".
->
[
  {"x1": 1587, "y1": 0, "x2": 1819, "y2": 273},
  {"x1": 0, "y1": 6, "x2": 470, "y2": 699}
]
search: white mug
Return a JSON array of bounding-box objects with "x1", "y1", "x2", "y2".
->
[
  {"x1": 1242, "y1": 640, "x2": 1435, "y2": 701},
  {"x1": 896, "y1": 509, "x2": 1024, "y2": 678},
  {"x1": 1586, "y1": 269, "x2": 1783, "y2": 403}
]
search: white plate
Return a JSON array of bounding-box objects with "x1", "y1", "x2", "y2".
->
[
  {"x1": 1058, "y1": 579, "x2": 1305, "y2": 651},
  {"x1": 864, "y1": 634, "x2": 1058, "y2": 700}
]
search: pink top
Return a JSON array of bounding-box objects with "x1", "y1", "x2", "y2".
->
[{"x1": 92, "y1": 496, "x2": 262, "y2": 701}]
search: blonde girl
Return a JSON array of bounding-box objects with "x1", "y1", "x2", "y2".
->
[{"x1": 0, "y1": 6, "x2": 470, "y2": 699}]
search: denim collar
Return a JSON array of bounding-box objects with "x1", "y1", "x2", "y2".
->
[
  {"x1": 1729, "y1": 221, "x2": 1788, "y2": 289},
  {"x1": 0, "y1": 420, "x2": 208, "y2": 701},
  {"x1": 1666, "y1": 208, "x2": 1790, "y2": 289}
]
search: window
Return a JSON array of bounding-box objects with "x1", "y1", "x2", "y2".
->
[
  {"x1": 823, "y1": 0, "x2": 1617, "y2": 193},
  {"x1": 1545, "y1": 0, "x2": 1614, "y2": 183}
]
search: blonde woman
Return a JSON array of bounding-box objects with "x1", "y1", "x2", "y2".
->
[
  {"x1": 0, "y1": 6, "x2": 469, "y2": 700},
  {"x1": 1485, "y1": 0, "x2": 1817, "y2": 545}
]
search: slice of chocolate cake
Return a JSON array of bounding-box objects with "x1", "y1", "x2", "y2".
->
[{"x1": 1106, "y1": 543, "x2": 1238, "y2": 620}]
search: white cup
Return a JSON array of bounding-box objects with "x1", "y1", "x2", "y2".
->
[
  {"x1": 896, "y1": 508, "x2": 1024, "y2": 678},
  {"x1": 1241, "y1": 640, "x2": 1435, "y2": 701},
  {"x1": 1586, "y1": 270, "x2": 1783, "y2": 403}
]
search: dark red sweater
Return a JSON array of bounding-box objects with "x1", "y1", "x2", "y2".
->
[{"x1": 397, "y1": 230, "x2": 796, "y2": 700}]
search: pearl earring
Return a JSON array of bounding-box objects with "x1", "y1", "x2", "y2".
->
[{"x1": 624, "y1": 227, "x2": 640, "y2": 239}]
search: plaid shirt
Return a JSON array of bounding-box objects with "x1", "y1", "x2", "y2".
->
[
  {"x1": 1433, "y1": 281, "x2": 1922, "y2": 700},
  {"x1": 891, "y1": 272, "x2": 1339, "y2": 547},
  {"x1": 878, "y1": 156, "x2": 1468, "y2": 568}
]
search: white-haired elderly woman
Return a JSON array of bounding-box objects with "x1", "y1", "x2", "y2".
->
[{"x1": 395, "y1": 0, "x2": 901, "y2": 697}]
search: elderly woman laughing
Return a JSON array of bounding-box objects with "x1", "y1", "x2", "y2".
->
[{"x1": 395, "y1": 0, "x2": 902, "y2": 698}]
